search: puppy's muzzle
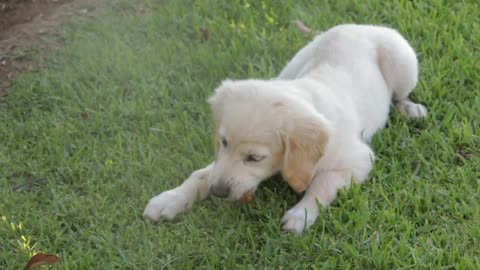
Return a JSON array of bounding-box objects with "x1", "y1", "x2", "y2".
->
[{"x1": 210, "y1": 183, "x2": 230, "y2": 198}]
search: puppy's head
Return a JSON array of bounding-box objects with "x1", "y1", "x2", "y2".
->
[{"x1": 207, "y1": 80, "x2": 331, "y2": 201}]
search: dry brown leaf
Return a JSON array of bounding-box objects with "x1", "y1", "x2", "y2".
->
[
  {"x1": 13, "y1": 177, "x2": 47, "y2": 192},
  {"x1": 201, "y1": 28, "x2": 209, "y2": 42},
  {"x1": 80, "y1": 111, "x2": 89, "y2": 120},
  {"x1": 24, "y1": 253, "x2": 61, "y2": 270},
  {"x1": 293, "y1": 19, "x2": 313, "y2": 35}
]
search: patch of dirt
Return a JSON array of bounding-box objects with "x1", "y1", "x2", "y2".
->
[{"x1": 0, "y1": 0, "x2": 96, "y2": 99}]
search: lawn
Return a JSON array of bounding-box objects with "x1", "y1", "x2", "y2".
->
[{"x1": 1, "y1": 0, "x2": 480, "y2": 269}]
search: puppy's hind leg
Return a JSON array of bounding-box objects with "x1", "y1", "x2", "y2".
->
[
  {"x1": 282, "y1": 141, "x2": 374, "y2": 234},
  {"x1": 377, "y1": 29, "x2": 427, "y2": 118}
]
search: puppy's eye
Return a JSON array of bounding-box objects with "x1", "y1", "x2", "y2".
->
[
  {"x1": 245, "y1": 154, "x2": 266, "y2": 162},
  {"x1": 221, "y1": 138, "x2": 228, "y2": 148}
]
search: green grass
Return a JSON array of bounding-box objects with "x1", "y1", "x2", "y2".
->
[{"x1": 1, "y1": 0, "x2": 480, "y2": 269}]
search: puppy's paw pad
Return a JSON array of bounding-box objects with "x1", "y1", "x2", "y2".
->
[
  {"x1": 397, "y1": 100, "x2": 428, "y2": 118},
  {"x1": 281, "y1": 207, "x2": 317, "y2": 234},
  {"x1": 143, "y1": 191, "x2": 191, "y2": 221}
]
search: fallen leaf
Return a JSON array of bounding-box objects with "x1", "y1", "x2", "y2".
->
[
  {"x1": 293, "y1": 19, "x2": 313, "y2": 35},
  {"x1": 13, "y1": 177, "x2": 47, "y2": 192},
  {"x1": 201, "y1": 28, "x2": 209, "y2": 42},
  {"x1": 456, "y1": 148, "x2": 471, "y2": 161},
  {"x1": 24, "y1": 253, "x2": 61, "y2": 270}
]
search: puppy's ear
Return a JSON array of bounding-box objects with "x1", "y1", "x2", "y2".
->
[
  {"x1": 208, "y1": 80, "x2": 234, "y2": 123},
  {"x1": 208, "y1": 80, "x2": 233, "y2": 154},
  {"x1": 281, "y1": 114, "x2": 331, "y2": 193}
]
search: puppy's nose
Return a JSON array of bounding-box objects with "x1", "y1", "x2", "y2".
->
[{"x1": 210, "y1": 183, "x2": 230, "y2": 198}]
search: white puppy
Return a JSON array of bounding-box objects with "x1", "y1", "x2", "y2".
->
[{"x1": 143, "y1": 24, "x2": 427, "y2": 234}]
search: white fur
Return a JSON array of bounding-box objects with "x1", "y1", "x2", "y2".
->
[{"x1": 143, "y1": 24, "x2": 427, "y2": 234}]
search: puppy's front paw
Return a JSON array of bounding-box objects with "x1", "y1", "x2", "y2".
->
[
  {"x1": 143, "y1": 190, "x2": 191, "y2": 221},
  {"x1": 281, "y1": 206, "x2": 318, "y2": 234},
  {"x1": 397, "y1": 100, "x2": 428, "y2": 118}
]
